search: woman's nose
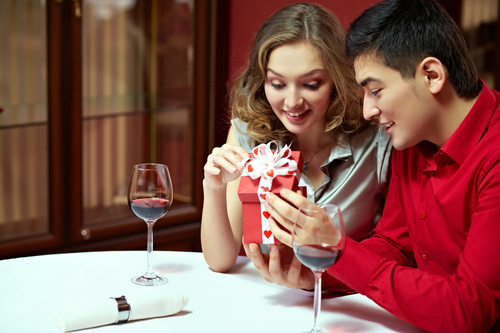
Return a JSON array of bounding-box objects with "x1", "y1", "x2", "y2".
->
[{"x1": 284, "y1": 88, "x2": 303, "y2": 109}]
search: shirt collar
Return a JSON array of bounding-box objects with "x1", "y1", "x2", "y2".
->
[
  {"x1": 324, "y1": 131, "x2": 352, "y2": 166},
  {"x1": 438, "y1": 81, "x2": 497, "y2": 165}
]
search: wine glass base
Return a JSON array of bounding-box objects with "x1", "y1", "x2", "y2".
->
[
  {"x1": 132, "y1": 274, "x2": 168, "y2": 286},
  {"x1": 302, "y1": 328, "x2": 326, "y2": 333}
]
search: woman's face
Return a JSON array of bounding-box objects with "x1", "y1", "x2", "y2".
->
[{"x1": 264, "y1": 42, "x2": 334, "y2": 135}]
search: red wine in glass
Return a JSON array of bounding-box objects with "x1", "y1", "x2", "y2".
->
[
  {"x1": 130, "y1": 198, "x2": 170, "y2": 221},
  {"x1": 293, "y1": 244, "x2": 342, "y2": 272},
  {"x1": 128, "y1": 163, "x2": 173, "y2": 286}
]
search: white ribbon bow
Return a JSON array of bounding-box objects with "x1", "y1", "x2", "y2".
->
[{"x1": 242, "y1": 141, "x2": 298, "y2": 182}]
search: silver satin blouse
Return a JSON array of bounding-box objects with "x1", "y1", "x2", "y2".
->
[{"x1": 232, "y1": 118, "x2": 392, "y2": 241}]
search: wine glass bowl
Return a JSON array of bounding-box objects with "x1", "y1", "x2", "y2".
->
[
  {"x1": 292, "y1": 203, "x2": 346, "y2": 333},
  {"x1": 128, "y1": 163, "x2": 173, "y2": 286}
]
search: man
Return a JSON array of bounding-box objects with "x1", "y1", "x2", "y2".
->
[{"x1": 244, "y1": 0, "x2": 500, "y2": 331}]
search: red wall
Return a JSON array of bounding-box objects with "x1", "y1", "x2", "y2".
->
[{"x1": 227, "y1": 0, "x2": 381, "y2": 83}]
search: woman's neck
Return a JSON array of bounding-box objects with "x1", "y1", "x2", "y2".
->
[{"x1": 293, "y1": 132, "x2": 332, "y2": 155}]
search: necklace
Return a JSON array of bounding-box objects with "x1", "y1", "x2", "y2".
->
[{"x1": 302, "y1": 144, "x2": 330, "y2": 170}]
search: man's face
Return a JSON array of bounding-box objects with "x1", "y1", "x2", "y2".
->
[{"x1": 354, "y1": 56, "x2": 436, "y2": 151}]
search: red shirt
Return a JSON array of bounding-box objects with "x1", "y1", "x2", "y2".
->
[{"x1": 324, "y1": 82, "x2": 500, "y2": 332}]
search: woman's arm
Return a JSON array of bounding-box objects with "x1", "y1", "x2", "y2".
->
[{"x1": 201, "y1": 126, "x2": 249, "y2": 272}]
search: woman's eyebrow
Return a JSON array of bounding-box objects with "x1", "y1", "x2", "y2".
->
[{"x1": 266, "y1": 68, "x2": 326, "y2": 78}]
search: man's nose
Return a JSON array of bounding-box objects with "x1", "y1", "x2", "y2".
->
[{"x1": 363, "y1": 98, "x2": 380, "y2": 121}]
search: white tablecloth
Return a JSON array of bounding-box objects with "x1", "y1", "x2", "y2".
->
[{"x1": 0, "y1": 251, "x2": 425, "y2": 332}]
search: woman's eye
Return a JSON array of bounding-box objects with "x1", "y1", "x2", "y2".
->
[
  {"x1": 271, "y1": 82, "x2": 284, "y2": 89},
  {"x1": 371, "y1": 89, "x2": 381, "y2": 96},
  {"x1": 305, "y1": 82, "x2": 320, "y2": 89}
]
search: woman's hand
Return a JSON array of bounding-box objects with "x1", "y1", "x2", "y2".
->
[
  {"x1": 243, "y1": 243, "x2": 315, "y2": 290},
  {"x1": 241, "y1": 189, "x2": 320, "y2": 290},
  {"x1": 204, "y1": 143, "x2": 249, "y2": 190}
]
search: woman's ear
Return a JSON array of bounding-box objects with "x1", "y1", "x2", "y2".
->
[{"x1": 418, "y1": 57, "x2": 446, "y2": 94}]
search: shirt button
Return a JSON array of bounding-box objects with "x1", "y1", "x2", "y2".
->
[
  {"x1": 421, "y1": 212, "x2": 427, "y2": 220},
  {"x1": 422, "y1": 253, "x2": 428, "y2": 261}
]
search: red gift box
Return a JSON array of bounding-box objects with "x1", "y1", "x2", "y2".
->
[{"x1": 238, "y1": 142, "x2": 303, "y2": 244}]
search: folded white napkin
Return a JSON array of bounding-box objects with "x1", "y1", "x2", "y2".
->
[{"x1": 56, "y1": 286, "x2": 188, "y2": 332}]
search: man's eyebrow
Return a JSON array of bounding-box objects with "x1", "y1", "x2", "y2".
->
[{"x1": 358, "y1": 77, "x2": 380, "y2": 87}]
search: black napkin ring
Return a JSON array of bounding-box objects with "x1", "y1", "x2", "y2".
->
[{"x1": 112, "y1": 296, "x2": 131, "y2": 324}]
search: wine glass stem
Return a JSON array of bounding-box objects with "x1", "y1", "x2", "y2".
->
[
  {"x1": 312, "y1": 271, "x2": 322, "y2": 332},
  {"x1": 145, "y1": 220, "x2": 155, "y2": 278}
]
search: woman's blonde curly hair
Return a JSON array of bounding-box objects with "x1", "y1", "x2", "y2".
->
[{"x1": 230, "y1": 3, "x2": 366, "y2": 146}]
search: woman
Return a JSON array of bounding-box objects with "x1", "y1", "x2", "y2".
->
[{"x1": 201, "y1": 3, "x2": 391, "y2": 273}]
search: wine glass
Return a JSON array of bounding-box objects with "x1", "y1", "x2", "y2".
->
[
  {"x1": 292, "y1": 203, "x2": 346, "y2": 333},
  {"x1": 128, "y1": 163, "x2": 173, "y2": 286}
]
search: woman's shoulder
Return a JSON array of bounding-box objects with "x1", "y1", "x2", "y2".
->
[
  {"x1": 231, "y1": 118, "x2": 254, "y2": 152},
  {"x1": 231, "y1": 118, "x2": 247, "y2": 131},
  {"x1": 347, "y1": 124, "x2": 392, "y2": 185},
  {"x1": 349, "y1": 123, "x2": 391, "y2": 152}
]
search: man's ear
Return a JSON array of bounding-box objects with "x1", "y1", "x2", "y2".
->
[{"x1": 418, "y1": 57, "x2": 446, "y2": 94}]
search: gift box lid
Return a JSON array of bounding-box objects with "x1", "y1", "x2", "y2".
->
[{"x1": 238, "y1": 149, "x2": 303, "y2": 202}]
